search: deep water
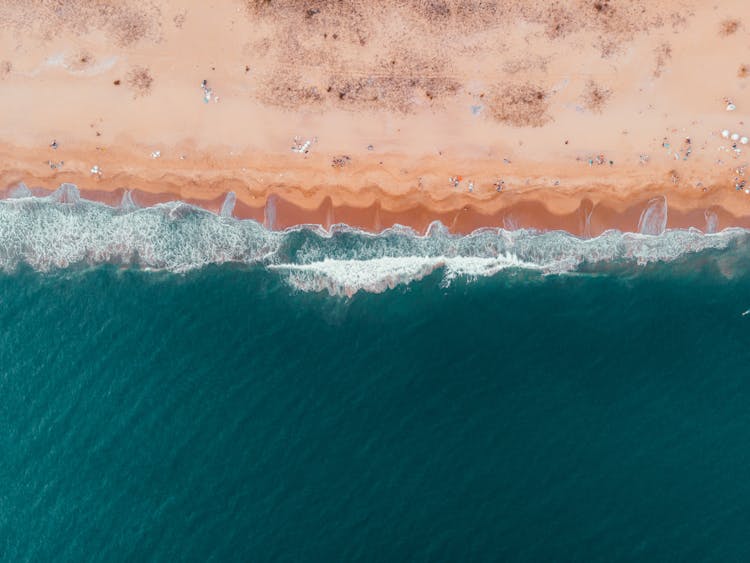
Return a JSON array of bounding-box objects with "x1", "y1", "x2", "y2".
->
[{"x1": 3, "y1": 259, "x2": 750, "y2": 561}]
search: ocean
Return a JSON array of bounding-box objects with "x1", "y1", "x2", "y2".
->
[{"x1": 3, "y1": 190, "x2": 750, "y2": 561}]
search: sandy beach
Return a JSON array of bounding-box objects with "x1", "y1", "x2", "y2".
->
[{"x1": 1, "y1": 0, "x2": 749, "y2": 235}]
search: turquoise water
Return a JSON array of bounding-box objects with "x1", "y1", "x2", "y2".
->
[{"x1": 3, "y1": 191, "x2": 750, "y2": 560}]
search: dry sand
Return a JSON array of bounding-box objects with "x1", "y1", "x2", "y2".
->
[{"x1": 1, "y1": 0, "x2": 749, "y2": 235}]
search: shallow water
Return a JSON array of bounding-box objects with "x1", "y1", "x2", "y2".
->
[{"x1": 3, "y1": 195, "x2": 750, "y2": 560}]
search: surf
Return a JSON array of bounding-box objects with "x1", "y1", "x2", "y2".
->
[{"x1": 0, "y1": 183, "x2": 747, "y2": 295}]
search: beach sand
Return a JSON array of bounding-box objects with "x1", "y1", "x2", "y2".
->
[{"x1": 1, "y1": 0, "x2": 749, "y2": 235}]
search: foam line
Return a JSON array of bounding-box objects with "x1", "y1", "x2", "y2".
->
[
  {"x1": 220, "y1": 192, "x2": 236, "y2": 218},
  {"x1": 705, "y1": 210, "x2": 719, "y2": 234},
  {"x1": 638, "y1": 196, "x2": 668, "y2": 235},
  {"x1": 9, "y1": 183, "x2": 32, "y2": 199},
  {"x1": 120, "y1": 190, "x2": 138, "y2": 210},
  {"x1": 270, "y1": 254, "x2": 540, "y2": 296},
  {"x1": 0, "y1": 186, "x2": 745, "y2": 296}
]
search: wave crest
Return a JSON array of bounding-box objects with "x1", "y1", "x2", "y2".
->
[
  {"x1": 0, "y1": 192, "x2": 280, "y2": 272},
  {"x1": 270, "y1": 253, "x2": 538, "y2": 297},
  {"x1": 0, "y1": 188, "x2": 746, "y2": 294}
]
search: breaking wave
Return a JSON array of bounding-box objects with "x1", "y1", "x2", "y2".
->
[{"x1": 1, "y1": 184, "x2": 749, "y2": 295}]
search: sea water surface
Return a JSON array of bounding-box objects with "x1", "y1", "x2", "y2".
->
[{"x1": 3, "y1": 190, "x2": 750, "y2": 560}]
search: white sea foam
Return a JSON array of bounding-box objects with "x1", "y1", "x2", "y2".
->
[
  {"x1": 0, "y1": 191, "x2": 280, "y2": 272},
  {"x1": 638, "y1": 196, "x2": 668, "y2": 235},
  {"x1": 705, "y1": 210, "x2": 719, "y2": 234},
  {"x1": 220, "y1": 192, "x2": 236, "y2": 218},
  {"x1": 271, "y1": 228, "x2": 743, "y2": 295},
  {"x1": 264, "y1": 195, "x2": 277, "y2": 230},
  {"x1": 9, "y1": 182, "x2": 32, "y2": 198},
  {"x1": 0, "y1": 187, "x2": 746, "y2": 294},
  {"x1": 270, "y1": 253, "x2": 539, "y2": 296}
]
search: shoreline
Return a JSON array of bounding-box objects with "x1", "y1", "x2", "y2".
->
[
  {"x1": 1, "y1": 0, "x2": 749, "y2": 238},
  {"x1": 2, "y1": 141, "x2": 749, "y2": 236},
  {"x1": 4, "y1": 174, "x2": 750, "y2": 237}
]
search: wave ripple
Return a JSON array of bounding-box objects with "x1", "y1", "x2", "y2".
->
[{"x1": 0, "y1": 188, "x2": 746, "y2": 294}]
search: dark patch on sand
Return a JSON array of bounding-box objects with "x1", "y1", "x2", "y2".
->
[
  {"x1": 257, "y1": 71, "x2": 324, "y2": 109},
  {"x1": 540, "y1": 4, "x2": 579, "y2": 40},
  {"x1": 488, "y1": 83, "x2": 551, "y2": 127},
  {"x1": 257, "y1": 41, "x2": 459, "y2": 113},
  {"x1": 0, "y1": 60, "x2": 11, "y2": 79},
  {"x1": 242, "y1": 0, "x2": 687, "y2": 112},
  {"x1": 326, "y1": 53, "x2": 460, "y2": 112},
  {"x1": 720, "y1": 18, "x2": 741, "y2": 36},
  {"x1": 173, "y1": 11, "x2": 187, "y2": 28},
  {"x1": 2, "y1": 1, "x2": 161, "y2": 45},
  {"x1": 653, "y1": 42, "x2": 672, "y2": 78},
  {"x1": 110, "y1": 8, "x2": 154, "y2": 46},
  {"x1": 582, "y1": 80, "x2": 612, "y2": 113},
  {"x1": 126, "y1": 66, "x2": 154, "y2": 97}
]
